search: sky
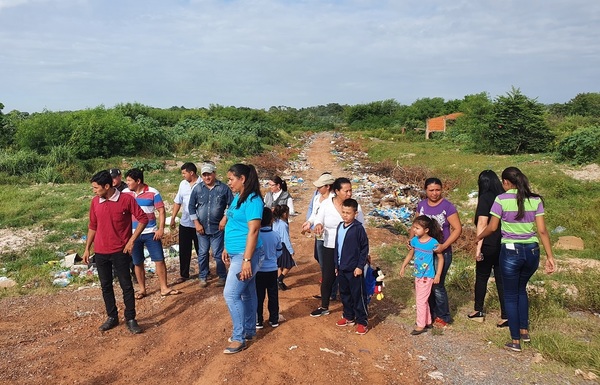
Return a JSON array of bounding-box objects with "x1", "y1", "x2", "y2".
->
[{"x1": 1, "y1": 0, "x2": 599, "y2": 113}]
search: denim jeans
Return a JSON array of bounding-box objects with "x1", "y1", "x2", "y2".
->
[
  {"x1": 500, "y1": 242, "x2": 540, "y2": 340},
  {"x1": 224, "y1": 248, "x2": 264, "y2": 342},
  {"x1": 179, "y1": 225, "x2": 199, "y2": 279},
  {"x1": 428, "y1": 250, "x2": 452, "y2": 323},
  {"x1": 95, "y1": 252, "x2": 136, "y2": 321},
  {"x1": 131, "y1": 233, "x2": 165, "y2": 265},
  {"x1": 197, "y1": 230, "x2": 226, "y2": 280}
]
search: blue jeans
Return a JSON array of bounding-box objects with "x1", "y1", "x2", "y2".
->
[
  {"x1": 500, "y1": 242, "x2": 540, "y2": 340},
  {"x1": 223, "y1": 248, "x2": 264, "y2": 342},
  {"x1": 131, "y1": 233, "x2": 165, "y2": 265},
  {"x1": 197, "y1": 230, "x2": 226, "y2": 280},
  {"x1": 428, "y1": 250, "x2": 452, "y2": 323}
]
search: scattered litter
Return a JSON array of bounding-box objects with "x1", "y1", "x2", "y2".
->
[
  {"x1": 73, "y1": 310, "x2": 92, "y2": 318},
  {"x1": 552, "y1": 226, "x2": 566, "y2": 234},
  {"x1": 320, "y1": 347, "x2": 345, "y2": 356},
  {"x1": 53, "y1": 278, "x2": 70, "y2": 287},
  {"x1": 467, "y1": 191, "x2": 478, "y2": 198},
  {"x1": 427, "y1": 371, "x2": 444, "y2": 380},
  {"x1": 0, "y1": 277, "x2": 17, "y2": 288},
  {"x1": 417, "y1": 355, "x2": 427, "y2": 361},
  {"x1": 61, "y1": 252, "x2": 82, "y2": 268},
  {"x1": 288, "y1": 345, "x2": 298, "y2": 351}
]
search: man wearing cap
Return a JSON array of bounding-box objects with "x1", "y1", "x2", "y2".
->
[
  {"x1": 188, "y1": 162, "x2": 234, "y2": 288},
  {"x1": 170, "y1": 162, "x2": 200, "y2": 284},
  {"x1": 110, "y1": 168, "x2": 127, "y2": 192}
]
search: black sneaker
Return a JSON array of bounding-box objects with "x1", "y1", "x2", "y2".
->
[
  {"x1": 99, "y1": 316, "x2": 118, "y2": 331},
  {"x1": 256, "y1": 321, "x2": 264, "y2": 329},
  {"x1": 269, "y1": 321, "x2": 279, "y2": 328},
  {"x1": 310, "y1": 307, "x2": 330, "y2": 317},
  {"x1": 278, "y1": 281, "x2": 289, "y2": 291},
  {"x1": 126, "y1": 319, "x2": 143, "y2": 334},
  {"x1": 504, "y1": 342, "x2": 522, "y2": 352}
]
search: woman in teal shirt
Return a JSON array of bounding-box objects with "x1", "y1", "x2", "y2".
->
[{"x1": 222, "y1": 163, "x2": 264, "y2": 354}]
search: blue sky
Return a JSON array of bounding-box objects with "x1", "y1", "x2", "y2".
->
[{"x1": 1, "y1": 0, "x2": 599, "y2": 113}]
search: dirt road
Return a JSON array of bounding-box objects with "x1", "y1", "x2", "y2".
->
[{"x1": 0, "y1": 133, "x2": 430, "y2": 385}]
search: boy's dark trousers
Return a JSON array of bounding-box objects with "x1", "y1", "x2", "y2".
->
[
  {"x1": 95, "y1": 252, "x2": 136, "y2": 321},
  {"x1": 338, "y1": 269, "x2": 368, "y2": 326},
  {"x1": 256, "y1": 270, "x2": 279, "y2": 324}
]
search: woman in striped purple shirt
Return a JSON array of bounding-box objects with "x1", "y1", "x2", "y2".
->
[{"x1": 477, "y1": 167, "x2": 556, "y2": 353}]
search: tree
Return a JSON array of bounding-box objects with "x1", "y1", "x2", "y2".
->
[
  {"x1": 446, "y1": 92, "x2": 494, "y2": 148},
  {"x1": 567, "y1": 93, "x2": 600, "y2": 117},
  {"x1": 486, "y1": 87, "x2": 554, "y2": 154}
]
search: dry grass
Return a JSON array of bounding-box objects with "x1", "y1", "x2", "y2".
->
[{"x1": 248, "y1": 146, "x2": 299, "y2": 178}]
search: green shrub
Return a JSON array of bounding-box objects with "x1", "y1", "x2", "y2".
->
[
  {"x1": 130, "y1": 160, "x2": 165, "y2": 172},
  {"x1": 68, "y1": 107, "x2": 137, "y2": 159},
  {"x1": 484, "y1": 88, "x2": 555, "y2": 154},
  {"x1": 0, "y1": 149, "x2": 47, "y2": 175},
  {"x1": 35, "y1": 166, "x2": 63, "y2": 184},
  {"x1": 555, "y1": 125, "x2": 600, "y2": 165}
]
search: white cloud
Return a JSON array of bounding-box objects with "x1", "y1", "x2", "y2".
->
[{"x1": 1, "y1": 0, "x2": 599, "y2": 112}]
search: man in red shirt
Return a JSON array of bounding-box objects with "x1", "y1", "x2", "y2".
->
[{"x1": 82, "y1": 170, "x2": 148, "y2": 334}]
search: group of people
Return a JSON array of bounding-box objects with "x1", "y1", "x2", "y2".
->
[
  {"x1": 399, "y1": 168, "x2": 555, "y2": 353},
  {"x1": 83, "y1": 160, "x2": 555, "y2": 354}
]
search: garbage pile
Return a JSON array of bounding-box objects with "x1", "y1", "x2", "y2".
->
[
  {"x1": 328, "y1": 139, "x2": 423, "y2": 231},
  {"x1": 51, "y1": 252, "x2": 96, "y2": 287}
]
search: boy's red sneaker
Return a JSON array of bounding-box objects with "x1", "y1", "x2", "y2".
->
[
  {"x1": 355, "y1": 324, "x2": 368, "y2": 335},
  {"x1": 336, "y1": 318, "x2": 356, "y2": 327},
  {"x1": 433, "y1": 317, "x2": 448, "y2": 328}
]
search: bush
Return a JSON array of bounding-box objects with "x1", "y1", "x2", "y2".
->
[
  {"x1": 68, "y1": 107, "x2": 137, "y2": 159},
  {"x1": 485, "y1": 88, "x2": 555, "y2": 154},
  {"x1": 555, "y1": 126, "x2": 600, "y2": 165},
  {"x1": 0, "y1": 149, "x2": 47, "y2": 176},
  {"x1": 35, "y1": 166, "x2": 63, "y2": 184}
]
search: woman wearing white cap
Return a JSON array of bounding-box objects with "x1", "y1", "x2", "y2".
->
[{"x1": 302, "y1": 173, "x2": 335, "y2": 299}]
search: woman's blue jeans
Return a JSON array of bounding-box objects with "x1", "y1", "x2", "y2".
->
[
  {"x1": 428, "y1": 250, "x2": 452, "y2": 323},
  {"x1": 223, "y1": 248, "x2": 264, "y2": 342},
  {"x1": 500, "y1": 242, "x2": 540, "y2": 340}
]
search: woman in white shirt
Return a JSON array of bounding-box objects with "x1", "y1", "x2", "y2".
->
[
  {"x1": 309, "y1": 177, "x2": 364, "y2": 317},
  {"x1": 302, "y1": 173, "x2": 335, "y2": 298}
]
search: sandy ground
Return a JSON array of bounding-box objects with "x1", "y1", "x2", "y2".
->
[{"x1": 0, "y1": 133, "x2": 595, "y2": 385}]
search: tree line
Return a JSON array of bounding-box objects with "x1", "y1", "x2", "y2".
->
[{"x1": 0, "y1": 89, "x2": 599, "y2": 183}]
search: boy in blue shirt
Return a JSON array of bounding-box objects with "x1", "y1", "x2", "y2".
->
[{"x1": 334, "y1": 198, "x2": 370, "y2": 335}]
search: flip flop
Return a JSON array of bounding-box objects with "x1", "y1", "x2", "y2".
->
[
  {"x1": 134, "y1": 292, "x2": 146, "y2": 300},
  {"x1": 161, "y1": 289, "x2": 181, "y2": 297}
]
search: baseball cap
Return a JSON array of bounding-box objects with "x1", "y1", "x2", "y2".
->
[
  {"x1": 201, "y1": 163, "x2": 217, "y2": 174},
  {"x1": 313, "y1": 173, "x2": 335, "y2": 187},
  {"x1": 109, "y1": 168, "x2": 121, "y2": 178}
]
